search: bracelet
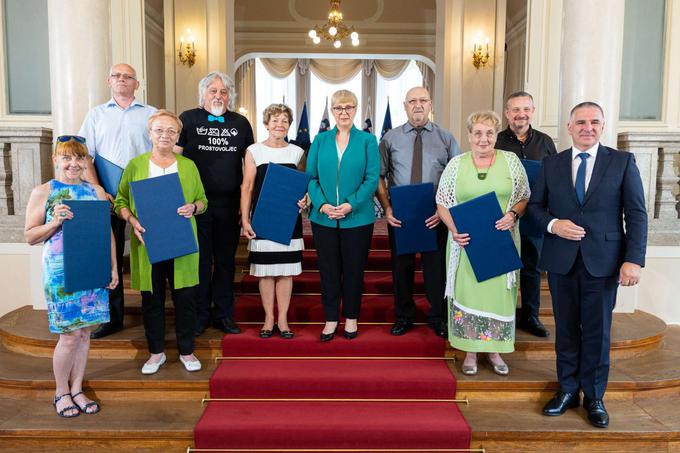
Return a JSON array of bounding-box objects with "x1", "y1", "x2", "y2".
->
[
  {"x1": 509, "y1": 209, "x2": 519, "y2": 221},
  {"x1": 192, "y1": 203, "x2": 198, "y2": 215}
]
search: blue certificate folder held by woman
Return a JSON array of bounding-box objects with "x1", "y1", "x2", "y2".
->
[
  {"x1": 62, "y1": 200, "x2": 110, "y2": 293},
  {"x1": 449, "y1": 191, "x2": 523, "y2": 282},
  {"x1": 93, "y1": 155, "x2": 123, "y2": 197},
  {"x1": 130, "y1": 173, "x2": 198, "y2": 264},
  {"x1": 251, "y1": 162, "x2": 310, "y2": 245},
  {"x1": 389, "y1": 183, "x2": 438, "y2": 255}
]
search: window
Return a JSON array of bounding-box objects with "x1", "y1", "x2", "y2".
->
[
  {"x1": 3, "y1": 0, "x2": 51, "y2": 114},
  {"x1": 375, "y1": 61, "x2": 424, "y2": 135},
  {"x1": 255, "y1": 58, "x2": 297, "y2": 141},
  {"x1": 619, "y1": 0, "x2": 666, "y2": 121},
  {"x1": 309, "y1": 69, "x2": 362, "y2": 140}
]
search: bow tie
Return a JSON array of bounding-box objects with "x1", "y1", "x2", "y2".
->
[{"x1": 208, "y1": 115, "x2": 224, "y2": 123}]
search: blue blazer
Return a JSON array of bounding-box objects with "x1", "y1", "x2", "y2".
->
[
  {"x1": 306, "y1": 126, "x2": 379, "y2": 228},
  {"x1": 527, "y1": 145, "x2": 647, "y2": 277}
]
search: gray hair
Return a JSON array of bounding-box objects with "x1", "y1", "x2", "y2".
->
[
  {"x1": 505, "y1": 91, "x2": 534, "y2": 108},
  {"x1": 569, "y1": 101, "x2": 604, "y2": 120},
  {"x1": 198, "y1": 71, "x2": 236, "y2": 111}
]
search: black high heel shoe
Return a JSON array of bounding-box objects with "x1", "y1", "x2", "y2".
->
[
  {"x1": 343, "y1": 329, "x2": 358, "y2": 340},
  {"x1": 320, "y1": 326, "x2": 337, "y2": 342}
]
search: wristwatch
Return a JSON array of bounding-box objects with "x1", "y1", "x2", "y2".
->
[{"x1": 509, "y1": 209, "x2": 519, "y2": 221}]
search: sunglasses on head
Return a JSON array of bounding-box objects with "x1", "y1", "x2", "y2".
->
[{"x1": 57, "y1": 135, "x2": 86, "y2": 144}]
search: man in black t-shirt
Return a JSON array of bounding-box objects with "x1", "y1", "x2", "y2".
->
[
  {"x1": 496, "y1": 91, "x2": 557, "y2": 338},
  {"x1": 176, "y1": 71, "x2": 254, "y2": 336}
]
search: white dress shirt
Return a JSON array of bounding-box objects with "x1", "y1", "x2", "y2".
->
[{"x1": 547, "y1": 143, "x2": 599, "y2": 233}]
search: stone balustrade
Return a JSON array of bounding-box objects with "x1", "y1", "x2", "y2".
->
[
  {"x1": 0, "y1": 128, "x2": 53, "y2": 243},
  {"x1": 618, "y1": 132, "x2": 680, "y2": 246}
]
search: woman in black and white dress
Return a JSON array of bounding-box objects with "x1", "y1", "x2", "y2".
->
[{"x1": 241, "y1": 104, "x2": 306, "y2": 339}]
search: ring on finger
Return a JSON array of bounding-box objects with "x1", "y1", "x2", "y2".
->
[{"x1": 60, "y1": 212, "x2": 66, "y2": 217}]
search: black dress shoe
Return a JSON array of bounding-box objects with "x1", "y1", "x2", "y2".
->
[
  {"x1": 390, "y1": 320, "x2": 413, "y2": 336},
  {"x1": 583, "y1": 397, "x2": 609, "y2": 428},
  {"x1": 542, "y1": 391, "x2": 580, "y2": 416},
  {"x1": 213, "y1": 317, "x2": 241, "y2": 334},
  {"x1": 194, "y1": 321, "x2": 210, "y2": 337},
  {"x1": 518, "y1": 316, "x2": 550, "y2": 337},
  {"x1": 259, "y1": 328, "x2": 274, "y2": 338},
  {"x1": 343, "y1": 330, "x2": 358, "y2": 340},
  {"x1": 90, "y1": 323, "x2": 124, "y2": 339},
  {"x1": 429, "y1": 320, "x2": 448, "y2": 338}
]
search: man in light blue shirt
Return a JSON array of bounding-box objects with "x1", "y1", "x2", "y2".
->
[{"x1": 79, "y1": 63, "x2": 156, "y2": 339}]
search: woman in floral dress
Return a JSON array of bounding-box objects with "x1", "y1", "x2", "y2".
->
[
  {"x1": 436, "y1": 111, "x2": 530, "y2": 376},
  {"x1": 24, "y1": 136, "x2": 118, "y2": 417}
]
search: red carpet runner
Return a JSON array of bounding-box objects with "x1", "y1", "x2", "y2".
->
[{"x1": 194, "y1": 230, "x2": 471, "y2": 451}]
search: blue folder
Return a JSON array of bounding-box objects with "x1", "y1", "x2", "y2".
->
[
  {"x1": 94, "y1": 155, "x2": 124, "y2": 197},
  {"x1": 449, "y1": 191, "x2": 523, "y2": 282},
  {"x1": 389, "y1": 183, "x2": 438, "y2": 255},
  {"x1": 62, "y1": 200, "x2": 111, "y2": 293},
  {"x1": 520, "y1": 159, "x2": 543, "y2": 237},
  {"x1": 130, "y1": 173, "x2": 198, "y2": 264},
  {"x1": 251, "y1": 163, "x2": 310, "y2": 245}
]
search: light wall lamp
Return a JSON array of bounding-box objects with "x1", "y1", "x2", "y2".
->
[
  {"x1": 472, "y1": 36, "x2": 490, "y2": 69},
  {"x1": 178, "y1": 29, "x2": 197, "y2": 67}
]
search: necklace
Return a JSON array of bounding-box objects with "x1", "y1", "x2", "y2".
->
[{"x1": 472, "y1": 151, "x2": 496, "y2": 180}]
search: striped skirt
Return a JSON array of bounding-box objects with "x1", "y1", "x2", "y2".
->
[{"x1": 248, "y1": 238, "x2": 304, "y2": 277}]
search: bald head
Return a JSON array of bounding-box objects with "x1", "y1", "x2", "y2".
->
[
  {"x1": 403, "y1": 87, "x2": 432, "y2": 127},
  {"x1": 108, "y1": 63, "x2": 139, "y2": 99}
]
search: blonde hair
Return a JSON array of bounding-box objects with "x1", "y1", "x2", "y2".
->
[
  {"x1": 262, "y1": 104, "x2": 293, "y2": 125},
  {"x1": 330, "y1": 89, "x2": 358, "y2": 108},
  {"x1": 147, "y1": 109, "x2": 183, "y2": 131},
  {"x1": 466, "y1": 111, "x2": 501, "y2": 133},
  {"x1": 53, "y1": 139, "x2": 89, "y2": 159}
]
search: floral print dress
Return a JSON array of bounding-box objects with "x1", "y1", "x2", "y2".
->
[{"x1": 42, "y1": 180, "x2": 110, "y2": 334}]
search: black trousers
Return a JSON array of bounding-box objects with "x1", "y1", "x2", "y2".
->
[
  {"x1": 548, "y1": 252, "x2": 618, "y2": 400},
  {"x1": 518, "y1": 234, "x2": 543, "y2": 320},
  {"x1": 141, "y1": 259, "x2": 197, "y2": 356},
  {"x1": 387, "y1": 223, "x2": 447, "y2": 324},
  {"x1": 103, "y1": 214, "x2": 125, "y2": 328},
  {"x1": 311, "y1": 222, "x2": 373, "y2": 321},
  {"x1": 195, "y1": 202, "x2": 241, "y2": 326}
]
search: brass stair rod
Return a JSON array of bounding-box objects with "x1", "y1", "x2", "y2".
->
[
  {"x1": 187, "y1": 448, "x2": 485, "y2": 453},
  {"x1": 215, "y1": 356, "x2": 456, "y2": 362},
  {"x1": 201, "y1": 396, "x2": 469, "y2": 406}
]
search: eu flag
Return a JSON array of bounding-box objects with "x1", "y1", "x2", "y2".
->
[
  {"x1": 295, "y1": 102, "x2": 311, "y2": 148},
  {"x1": 381, "y1": 102, "x2": 392, "y2": 139}
]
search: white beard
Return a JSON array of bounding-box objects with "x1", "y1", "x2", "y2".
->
[{"x1": 210, "y1": 104, "x2": 225, "y2": 117}]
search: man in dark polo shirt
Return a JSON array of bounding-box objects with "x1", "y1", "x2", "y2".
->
[
  {"x1": 496, "y1": 91, "x2": 557, "y2": 337},
  {"x1": 376, "y1": 86, "x2": 461, "y2": 338},
  {"x1": 176, "y1": 71, "x2": 254, "y2": 336}
]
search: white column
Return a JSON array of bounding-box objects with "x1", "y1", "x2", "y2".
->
[
  {"x1": 47, "y1": 0, "x2": 111, "y2": 136},
  {"x1": 558, "y1": 0, "x2": 625, "y2": 148}
]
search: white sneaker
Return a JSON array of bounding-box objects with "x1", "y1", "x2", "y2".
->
[
  {"x1": 180, "y1": 355, "x2": 202, "y2": 372},
  {"x1": 141, "y1": 353, "x2": 166, "y2": 375}
]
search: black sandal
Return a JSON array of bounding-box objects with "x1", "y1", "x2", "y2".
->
[
  {"x1": 259, "y1": 328, "x2": 274, "y2": 338},
  {"x1": 71, "y1": 391, "x2": 100, "y2": 415},
  {"x1": 53, "y1": 393, "x2": 80, "y2": 418},
  {"x1": 279, "y1": 329, "x2": 295, "y2": 339}
]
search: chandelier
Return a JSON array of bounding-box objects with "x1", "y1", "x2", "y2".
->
[{"x1": 307, "y1": 0, "x2": 359, "y2": 48}]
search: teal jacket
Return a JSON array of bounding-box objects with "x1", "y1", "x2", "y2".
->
[{"x1": 307, "y1": 126, "x2": 379, "y2": 228}]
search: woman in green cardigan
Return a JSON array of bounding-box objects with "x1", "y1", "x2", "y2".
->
[
  {"x1": 114, "y1": 110, "x2": 208, "y2": 375},
  {"x1": 307, "y1": 90, "x2": 379, "y2": 341}
]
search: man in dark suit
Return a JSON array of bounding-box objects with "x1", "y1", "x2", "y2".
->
[{"x1": 528, "y1": 102, "x2": 647, "y2": 428}]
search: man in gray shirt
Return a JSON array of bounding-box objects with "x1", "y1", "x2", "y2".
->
[{"x1": 376, "y1": 86, "x2": 461, "y2": 337}]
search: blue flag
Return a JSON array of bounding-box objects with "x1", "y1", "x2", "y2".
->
[
  {"x1": 381, "y1": 102, "x2": 392, "y2": 139},
  {"x1": 295, "y1": 102, "x2": 311, "y2": 147},
  {"x1": 318, "y1": 97, "x2": 331, "y2": 134},
  {"x1": 363, "y1": 101, "x2": 373, "y2": 134}
]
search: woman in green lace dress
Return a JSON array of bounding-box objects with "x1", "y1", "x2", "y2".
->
[
  {"x1": 24, "y1": 136, "x2": 118, "y2": 417},
  {"x1": 436, "y1": 111, "x2": 530, "y2": 376}
]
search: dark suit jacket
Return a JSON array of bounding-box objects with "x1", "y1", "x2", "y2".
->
[{"x1": 527, "y1": 144, "x2": 647, "y2": 277}]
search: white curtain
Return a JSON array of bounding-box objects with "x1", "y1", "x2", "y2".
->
[{"x1": 235, "y1": 59, "x2": 256, "y2": 128}]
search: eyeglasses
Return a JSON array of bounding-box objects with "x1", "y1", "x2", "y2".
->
[
  {"x1": 332, "y1": 105, "x2": 356, "y2": 114},
  {"x1": 151, "y1": 128, "x2": 179, "y2": 137},
  {"x1": 57, "y1": 135, "x2": 86, "y2": 144},
  {"x1": 110, "y1": 73, "x2": 136, "y2": 80}
]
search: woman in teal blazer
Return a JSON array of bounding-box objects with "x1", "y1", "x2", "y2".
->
[{"x1": 307, "y1": 90, "x2": 379, "y2": 341}]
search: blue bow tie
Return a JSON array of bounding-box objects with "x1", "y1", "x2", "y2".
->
[{"x1": 208, "y1": 115, "x2": 224, "y2": 123}]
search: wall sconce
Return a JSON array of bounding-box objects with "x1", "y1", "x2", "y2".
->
[
  {"x1": 472, "y1": 37, "x2": 490, "y2": 69},
  {"x1": 238, "y1": 107, "x2": 248, "y2": 116},
  {"x1": 178, "y1": 29, "x2": 196, "y2": 67}
]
